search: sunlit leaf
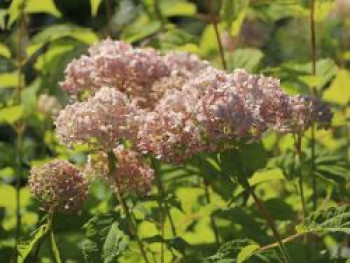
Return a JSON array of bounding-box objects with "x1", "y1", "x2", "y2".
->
[
  {"x1": 0, "y1": 43, "x2": 11, "y2": 59},
  {"x1": 259, "y1": 0, "x2": 308, "y2": 21},
  {"x1": 27, "y1": 24, "x2": 98, "y2": 55},
  {"x1": 208, "y1": 239, "x2": 259, "y2": 262},
  {"x1": 237, "y1": 244, "x2": 260, "y2": 263},
  {"x1": 298, "y1": 59, "x2": 337, "y2": 90},
  {"x1": 314, "y1": 0, "x2": 335, "y2": 21},
  {"x1": 83, "y1": 213, "x2": 128, "y2": 263},
  {"x1": 0, "y1": 9, "x2": 6, "y2": 29},
  {"x1": 296, "y1": 206, "x2": 350, "y2": 234},
  {"x1": 103, "y1": 222, "x2": 129, "y2": 263},
  {"x1": 228, "y1": 48, "x2": 263, "y2": 72},
  {"x1": 0, "y1": 105, "x2": 23, "y2": 124},
  {"x1": 17, "y1": 223, "x2": 48, "y2": 263},
  {"x1": 7, "y1": 0, "x2": 61, "y2": 28},
  {"x1": 323, "y1": 69, "x2": 350, "y2": 105},
  {"x1": 221, "y1": 0, "x2": 249, "y2": 36},
  {"x1": 249, "y1": 168, "x2": 285, "y2": 186},
  {"x1": 121, "y1": 15, "x2": 161, "y2": 43},
  {"x1": 0, "y1": 72, "x2": 23, "y2": 89},
  {"x1": 161, "y1": 1, "x2": 196, "y2": 17},
  {"x1": 90, "y1": 0, "x2": 103, "y2": 17}
]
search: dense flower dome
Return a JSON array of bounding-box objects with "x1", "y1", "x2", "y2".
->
[
  {"x1": 55, "y1": 39, "x2": 332, "y2": 165},
  {"x1": 29, "y1": 160, "x2": 89, "y2": 213}
]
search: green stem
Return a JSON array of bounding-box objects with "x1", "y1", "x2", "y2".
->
[
  {"x1": 309, "y1": 0, "x2": 317, "y2": 212},
  {"x1": 108, "y1": 152, "x2": 150, "y2": 263},
  {"x1": 49, "y1": 217, "x2": 62, "y2": 263},
  {"x1": 155, "y1": 172, "x2": 165, "y2": 263},
  {"x1": 15, "y1": 132, "x2": 23, "y2": 244},
  {"x1": 154, "y1": 0, "x2": 166, "y2": 29},
  {"x1": 295, "y1": 134, "x2": 308, "y2": 218},
  {"x1": 15, "y1": 0, "x2": 27, "y2": 246},
  {"x1": 259, "y1": 232, "x2": 305, "y2": 252},
  {"x1": 198, "y1": 155, "x2": 220, "y2": 247},
  {"x1": 207, "y1": 0, "x2": 227, "y2": 70},
  {"x1": 115, "y1": 183, "x2": 150, "y2": 263},
  {"x1": 244, "y1": 181, "x2": 291, "y2": 263},
  {"x1": 153, "y1": 159, "x2": 177, "y2": 237},
  {"x1": 203, "y1": 177, "x2": 220, "y2": 247}
]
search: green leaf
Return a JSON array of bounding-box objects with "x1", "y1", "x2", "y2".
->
[
  {"x1": 228, "y1": 48, "x2": 263, "y2": 72},
  {"x1": 314, "y1": 0, "x2": 335, "y2": 21},
  {"x1": 160, "y1": 1, "x2": 196, "y2": 17},
  {"x1": 237, "y1": 244, "x2": 260, "y2": 263},
  {"x1": 17, "y1": 224, "x2": 48, "y2": 263},
  {"x1": 28, "y1": 24, "x2": 98, "y2": 55},
  {"x1": 200, "y1": 25, "x2": 221, "y2": 56},
  {"x1": 222, "y1": 0, "x2": 249, "y2": 36},
  {"x1": 121, "y1": 16, "x2": 161, "y2": 43},
  {"x1": 0, "y1": 71, "x2": 24, "y2": 89},
  {"x1": 83, "y1": 213, "x2": 128, "y2": 263},
  {"x1": 50, "y1": 231, "x2": 62, "y2": 263},
  {"x1": 0, "y1": 9, "x2": 6, "y2": 29},
  {"x1": 296, "y1": 206, "x2": 350, "y2": 234},
  {"x1": 0, "y1": 43, "x2": 11, "y2": 59},
  {"x1": 220, "y1": 143, "x2": 268, "y2": 184},
  {"x1": 82, "y1": 239, "x2": 100, "y2": 263},
  {"x1": 297, "y1": 58, "x2": 337, "y2": 90},
  {"x1": 152, "y1": 28, "x2": 197, "y2": 51},
  {"x1": 323, "y1": 69, "x2": 350, "y2": 105},
  {"x1": 34, "y1": 42, "x2": 76, "y2": 71},
  {"x1": 260, "y1": 0, "x2": 307, "y2": 22},
  {"x1": 249, "y1": 168, "x2": 285, "y2": 186},
  {"x1": 103, "y1": 222, "x2": 129, "y2": 263},
  {"x1": 0, "y1": 105, "x2": 23, "y2": 124},
  {"x1": 7, "y1": 0, "x2": 61, "y2": 28},
  {"x1": 21, "y1": 78, "x2": 40, "y2": 113},
  {"x1": 91, "y1": 0, "x2": 103, "y2": 17},
  {"x1": 208, "y1": 239, "x2": 259, "y2": 262},
  {"x1": 33, "y1": 24, "x2": 98, "y2": 44}
]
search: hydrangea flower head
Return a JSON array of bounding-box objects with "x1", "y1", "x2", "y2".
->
[{"x1": 29, "y1": 160, "x2": 89, "y2": 213}]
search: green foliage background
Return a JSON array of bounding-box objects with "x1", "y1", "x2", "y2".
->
[{"x1": 0, "y1": 0, "x2": 349, "y2": 262}]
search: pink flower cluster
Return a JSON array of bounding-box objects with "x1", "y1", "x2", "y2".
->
[
  {"x1": 56, "y1": 87, "x2": 140, "y2": 149},
  {"x1": 85, "y1": 147, "x2": 154, "y2": 196},
  {"x1": 60, "y1": 39, "x2": 169, "y2": 103},
  {"x1": 29, "y1": 160, "x2": 89, "y2": 213},
  {"x1": 56, "y1": 39, "x2": 332, "y2": 167}
]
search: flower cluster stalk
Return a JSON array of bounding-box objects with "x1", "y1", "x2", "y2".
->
[
  {"x1": 203, "y1": 178, "x2": 220, "y2": 247},
  {"x1": 294, "y1": 134, "x2": 308, "y2": 219},
  {"x1": 309, "y1": 0, "x2": 318, "y2": 211},
  {"x1": 15, "y1": 0, "x2": 27, "y2": 245},
  {"x1": 207, "y1": 0, "x2": 227, "y2": 70},
  {"x1": 114, "y1": 183, "x2": 150, "y2": 263},
  {"x1": 244, "y1": 180, "x2": 291, "y2": 263},
  {"x1": 108, "y1": 153, "x2": 150, "y2": 263}
]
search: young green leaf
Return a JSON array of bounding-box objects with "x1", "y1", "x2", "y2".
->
[
  {"x1": 296, "y1": 206, "x2": 350, "y2": 234},
  {"x1": 102, "y1": 222, "x2": 129, "y2": 263},
  {"x1": 83, "y1": 213, "x2": 129, "y2": 263},
  {"x1": 17, "y1": 224, "x2": 48, "y2": 263},
  {"x1": 237, "y1": 244, "x2": 260, "y2": 263}
]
